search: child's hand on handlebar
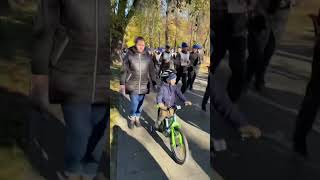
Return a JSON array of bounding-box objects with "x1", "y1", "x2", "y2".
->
[
  {"x1": 184, "y1": 101, "x2": 192, "y2": 106},
  {"x1": 158, "y1": 103, "x2": 167, "y2": 110}
]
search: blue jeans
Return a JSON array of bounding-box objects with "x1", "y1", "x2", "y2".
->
[
  {"x1": 129, "y1": 94, "x2": 145, "y2": 117},
  {"x1": 62, "y1": 103, "x2": 108, "y2": 176}
]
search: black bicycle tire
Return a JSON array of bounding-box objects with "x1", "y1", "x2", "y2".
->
[{"x1": 171, "y1": 129, "x2": 189, "y2": 165}]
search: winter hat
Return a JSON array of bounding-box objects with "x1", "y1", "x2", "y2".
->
[
  {"x1": 181, "y1": 42, "x2": 188, "y2": 48},
  {"x1": 192, "y1": 44, "x2": 202, "y2": 49}
]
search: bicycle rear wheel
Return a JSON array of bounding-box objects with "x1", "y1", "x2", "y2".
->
[{"x1": 170, "y1": 129, "x2": 189, "y2": 164}]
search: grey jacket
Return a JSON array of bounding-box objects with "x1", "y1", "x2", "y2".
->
[
  {"x1": 32, "y1": 0, "x2": 111, "y2": 104},
  {"x1": 120, "y1": 47, "x2": 157, "y2": 95}
]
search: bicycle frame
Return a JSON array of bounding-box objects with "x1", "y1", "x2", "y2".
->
[{"x1": 169, "y1": 114, "x2": 183, "y2": 147}]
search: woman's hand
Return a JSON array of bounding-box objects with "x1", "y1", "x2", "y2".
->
[
  {"x1": 184, "y1": 101, "x2": 192, "y2": 106},
  {"x1": 120, "y1": 85, "x2": 126, "y2": 95},
  {"x1": 30, "y1": 74, "x2": 49, "y2": 106},
  {"x1": 238, "y1": 124, "x2": 262, "y2": 139}
]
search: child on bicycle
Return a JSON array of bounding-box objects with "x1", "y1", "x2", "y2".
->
[{"x1": 155, "y1": 69, "x2": 192, "y2": 130}]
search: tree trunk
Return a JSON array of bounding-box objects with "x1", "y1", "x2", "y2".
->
[
  {"x1": 174, "y1": 9, "x2": 178, "y2": 51},
  {"x1": 189, "y1": 18, "x2": 193, "y2": 47},
  {"x1": 164, "y1": 0, "x2": 172, "y2": 46},
  {"x1": 193, "y1": 12, "x2": 200, "y2": 43},
  {"x1": 202, "y1": 30, "x2": 209, "y2": 55},
  {"x1": 158, "y1": 31, "x2": 161, "y2": 48},
  {"x1": 150, "y1": 13, "x2": 155, "y2": 48}
]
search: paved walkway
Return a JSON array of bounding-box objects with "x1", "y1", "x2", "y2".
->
[
  {"x1": 114, "y1": 73, "x2": 219, "y2": 180},
  {"x1": 212, "y1": 41, "x2": 320, "y2": 180}
]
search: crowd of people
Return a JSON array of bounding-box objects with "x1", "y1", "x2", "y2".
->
[
  {"x1": 210, "y1": 0, "x2": 320, "y2": 161},
  {"x1": 119, "y1": 0, "x2": 320, "y2": 164},
  {"x1": 120, "y1": 37, "x2": 203, "y2": 129}
]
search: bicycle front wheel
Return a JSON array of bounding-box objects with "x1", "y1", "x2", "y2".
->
[{"x1": 170, "y1": 129, "x2": 189, "y2": 165}]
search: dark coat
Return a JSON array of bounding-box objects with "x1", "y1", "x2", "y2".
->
[
  {"x1": 120, "y1": 47, "x2": 157, "y2": 95},
  {"x1": 188, "y1": 52, "x2": 201, "y2": 72},
  {"x1": 160, "y1": 51, "x2": 172, "y2": 70},
  {"x1": 32, "y1": 0, "x2": 110, "y2": 104},
  {"x1": 209, "y1": 72, "x2": 248, "y2": 128}
]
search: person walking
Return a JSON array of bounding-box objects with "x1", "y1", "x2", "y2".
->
[
  {"x1": 152, "y1": 48, "x2": 163, "y2": 78},
  {"x1": 246, "y1": 0, "x2": 292, "y2": 91},
  {"x1": 155, "y1": 70, "x2": 192, "y2": 130},
  {"x1": 160, "y1": 45, "x2": 173, "y2": 72},
  {"x1": 293, "y1": 33, "x2": 320, "y2": 158},
  {"x1": 175, "y1": 42, "x2": 190, "y2": 94},
  {"x1": 120, "y1": 37, "x2": 157, "y2": 129},
  {"x1": 187, "y1": 44, "x2": 202, "y2": 91},
  {"x1": 211, "y1": 0, "x2": 252, "y2": 102},
  {"x1": 31, "y1": 0, "x2": 110, "y2": 180}
]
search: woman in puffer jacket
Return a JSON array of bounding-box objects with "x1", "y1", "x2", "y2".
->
[
  {"x1": 31, "y1": 0, "x2": 110, "y2": 179},
  {"x1": 120, "y1": 37, "x2": 157, "y2": 129}
]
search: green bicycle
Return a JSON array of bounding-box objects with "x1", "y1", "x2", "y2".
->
[{"x1": 151, "y1": 105, "x2": 189, "y2": 165}]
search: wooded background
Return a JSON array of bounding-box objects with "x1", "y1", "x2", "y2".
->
[{"x1": 111, "y1": 0, "x2": 210, "y2": 53}]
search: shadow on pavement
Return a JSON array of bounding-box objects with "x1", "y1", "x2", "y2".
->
[
  {"x1": 117, "y1": 93, "x2": 173, "y2": 160},
  {"x1": 278, "y1": 43, "x2": 313, "y2": 60},
  {"x1": 175, "y1": 82, "x2": 210, "y2": 134},
  {"x1": 117, "y1": 89, "x2": 211, "y2": 178},
  {"x1": 213, "y1": 84, "x2": 320, "y2": 180},
  {"x1": 113, "y1": 124, "x2": 168, "y2": 180}
]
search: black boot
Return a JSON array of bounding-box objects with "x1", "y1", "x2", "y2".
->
[
  {"x1": 293, "y1": 134, "x2": 308, "y2": 158},
  {"x1": 201, "y1": 103, "x2": 206, "y2": 112},
  {"x1": 254, "y1": 80, "x2": 265, "y2": 92}
]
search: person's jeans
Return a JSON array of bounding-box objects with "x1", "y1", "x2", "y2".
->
[
  {"x1": 129, "y1": 94, "x2": 145, "y2": 118},
  {"x1": 62, "y1": 103, "x2": 108, "y2": 176}
]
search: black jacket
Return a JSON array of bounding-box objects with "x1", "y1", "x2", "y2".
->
[
  {"x1": 160, "y1": 51, "x2": 172, "y2": 70},
  {"x1": 32, "y1": 0, "x2": 110, "y2": 104},
  {"x1": 120, "y1": 47, "x2": 157, "y2": 95}
]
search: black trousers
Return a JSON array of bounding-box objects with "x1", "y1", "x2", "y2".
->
[
  {"x1": 202, "y1": 74, "x2": 210, "y2": 106},
  {"x1": 294, "y1": 40, "x2": 320, "y2": 145},
  {"x1": 247, "y1": 27, "x2": 276, "y2": 86},
  {"x1": 213, "y1": 13, "x2": 247, "y2": 102},
  {"x1": 176, "y1": 68, "x2": 188, "y2": 93},
  {"x1": 187, "y1": 70, "x2": 196, "y2": 90}
]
